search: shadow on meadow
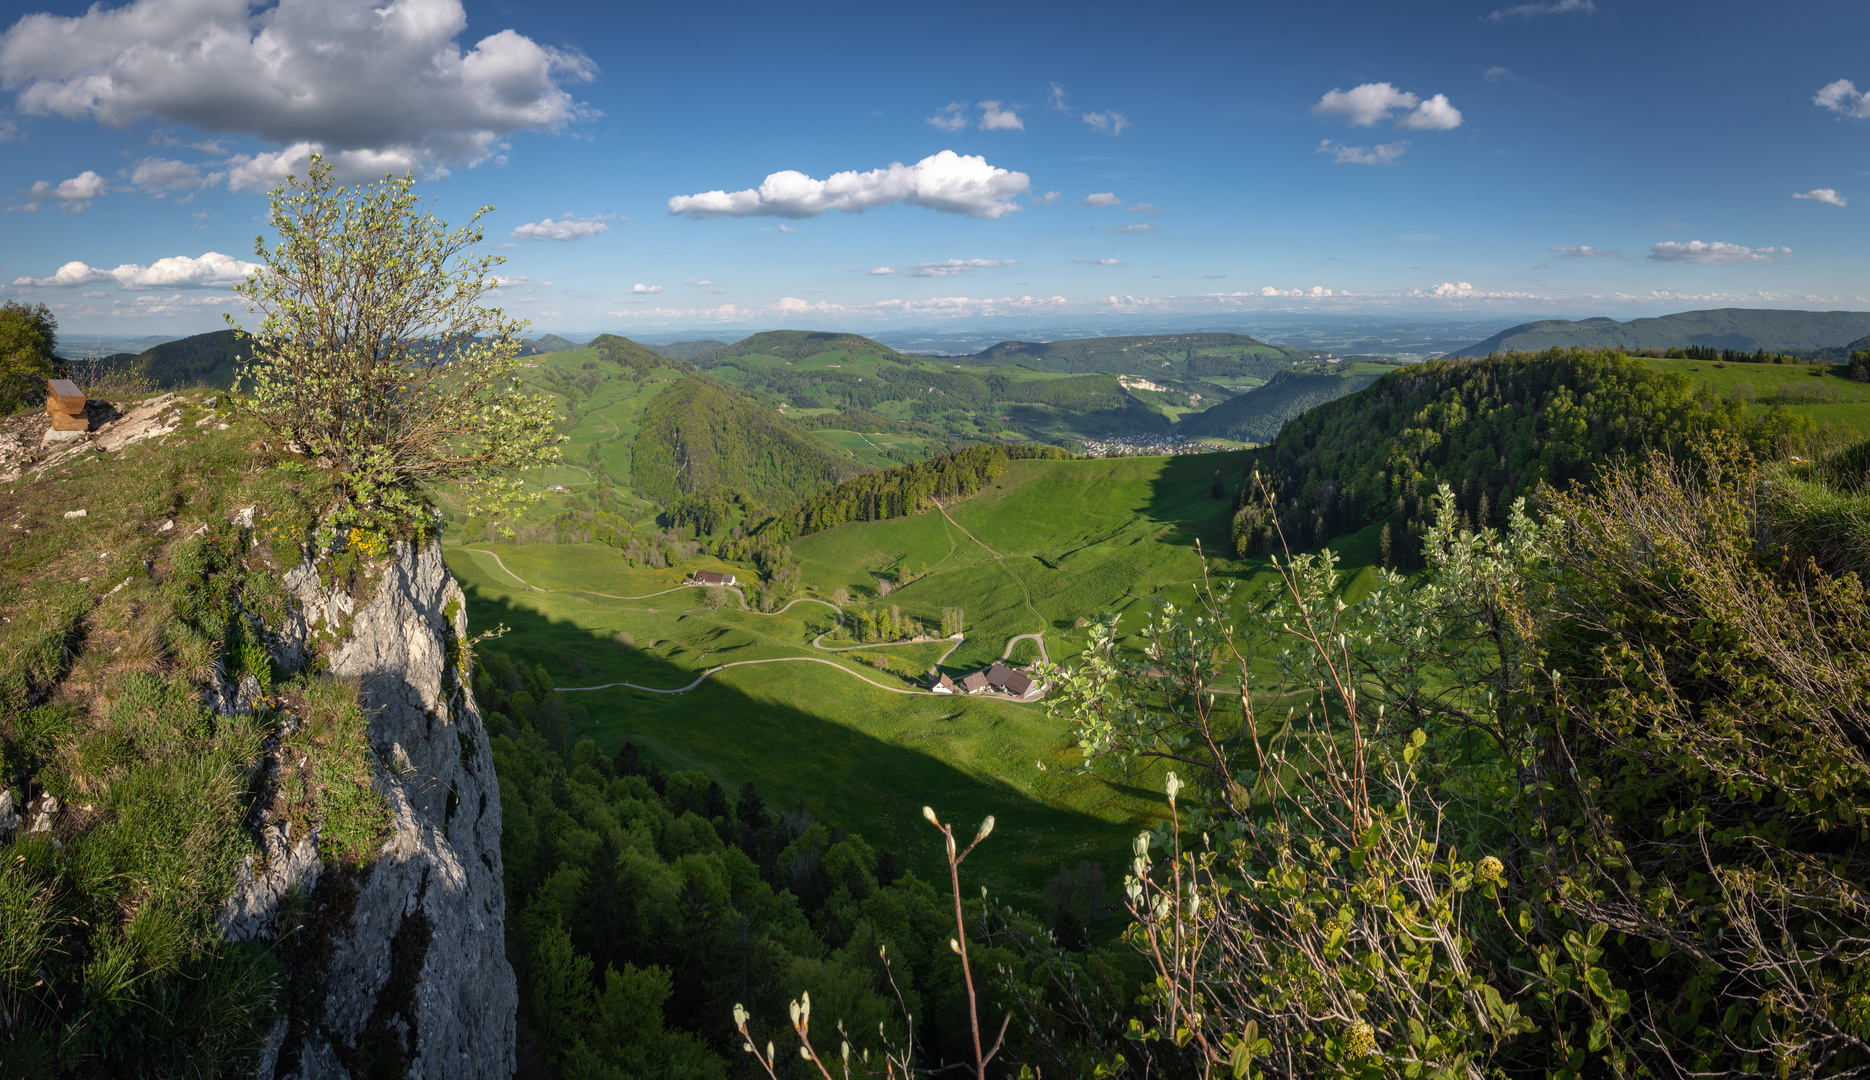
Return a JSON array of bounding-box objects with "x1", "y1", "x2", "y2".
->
[{"x1": 460, "y1": 583, "x2": 1158, "y2": 905}]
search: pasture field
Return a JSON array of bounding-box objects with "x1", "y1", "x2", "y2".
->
[
  {"x1": 448, "y1": 448, "x2": 1390, "y2": 900},
  {"x1": 1634, "y1": 355, "x2": 1870, "y2": 434}
]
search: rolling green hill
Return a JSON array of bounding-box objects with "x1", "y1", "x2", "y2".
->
[
  {"x1": 969, "y1": 332, "x2": 1325, "y2": 377},
  {"x1": 1180, "y1": 367, "x2": 1381, "y2": 443},
  {"x1": 630, "y1": 378, "x2": 865, "y2": 508},
  {"x1": 647, "y1": 339, "x2": 732, "y2": 361},
  {"x1": 1451, "y1": 308, "x2": 1870, "y2": 357},
  {"x1": 527, "y1": 333, "x2": 581, "y2": 352}
]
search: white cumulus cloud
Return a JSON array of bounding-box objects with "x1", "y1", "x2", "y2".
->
[
  {"x1": 1815, "y1": 79, "x2": 1870, "y2": 118},
  {"x1": 1260, "y1": 285, "x2": 1337, "y2": 298},
  {"x1": 1312, "y1": 83, "x2": 1462, "y2": 130},
  {"x1": 1794, "y1": 188, "x2": 1847, "y2": 207},
  {"x1": 667, "y1": 151, "x2": 1031, "y2": 220},
  {"x1": 511, "y1": 214, "x2": 612, "y2": 241},
  {"x1": 978, "y1": 101, "x2": 1022, "y2": 131},
  {"x1": 1317, "y1": 139, "x2": 1409, "y2": 165},
  {"x1": 1552, "y1": 245, "x2": 1623, "y2": 257},
  {"x1": 0, "y1": 0, "x2": 596, "y2": 181},
  {"x1": 1077, "y1": 192, "x2": 1121, "y2": 208},
  {"x1": 12, "y1": 250, "x2": 258, "y2": 288},
  {"x1": 868, "y1": 267, "x2": 897, "y2": 275},
  {"x1": 13, "y1": 169, "x2": 107, "y2": 212},
  {"x1": 631, "y1": 283, "x2": 662, "y2": 294},
  {"x1": 1648, "y1": 241, "x2": 1792, "y2": 265},
  {"x1": 1483, "y1": 0, "x2": 1594, "y2": 21},
  {"x1": 908, "y1": 259, "x2": 1016, "y2": 277}
]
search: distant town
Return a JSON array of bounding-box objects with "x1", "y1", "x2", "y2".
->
[{"x1": 1078, "y1": 434, "x2": 1238, "y2": 457}]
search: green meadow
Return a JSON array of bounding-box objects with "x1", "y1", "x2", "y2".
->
[
  {"x1": 447, "y1": 448, "x2": 1387, "y2": 900},
  {"x1": 1635, "y1": 355, "x2": 1870, "y2": 435}
]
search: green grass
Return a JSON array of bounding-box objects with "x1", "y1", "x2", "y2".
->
[
  {"x1": 1634, "y1": 355, "x2": 1870, "y2": 434},
  {"x1": 448, "y1": 447, "x2": 1391, "y2": 902}
]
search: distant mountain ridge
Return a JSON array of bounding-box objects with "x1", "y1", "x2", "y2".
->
[
  {"x1": 648, "y1": 339, "x2": 732, "y2": 361},
  {"x1": 970, "y1": 332, "x2": 1324, "y2": 377},
  {"x1": 1451, "y1": 308, "x2": 1870, "y2": 357},
  {"x1": 1180, "y1": 368, "x2": 1381, "y2": 444}
]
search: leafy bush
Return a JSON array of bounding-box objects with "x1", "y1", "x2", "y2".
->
[{"x1": 231, "y1": 155, "x2": 562, "y2": 529}]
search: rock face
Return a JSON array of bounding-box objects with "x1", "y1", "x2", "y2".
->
[{"x1": 262, "y1": 540, "x2": 516, "y2": 1079}]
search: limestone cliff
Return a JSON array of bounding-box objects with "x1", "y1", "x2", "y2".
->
[{"x1": 234, "y1": 540, "x2": 517, "y2": 1079}]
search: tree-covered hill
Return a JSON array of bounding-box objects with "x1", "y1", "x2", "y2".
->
[
  {"x1": 74, "y1": 329, "x2": 252, "y2": 389},
  {"x1": 696, "y1": 329, "x2": 904, "y2": 366},
  {"x1": 1180, "y1": 367, "x2": 1380, "y2": 443},
  {"x1": 1234, "y1": 349, "x2": 1813, "y2": 559},
  {"x1": 969, "y1": 332, "x2": 1325, "y2": 377},
  {"x1": 630, "y1": 378, "x2": 865, "y2": 509},
  {"x1": 647, "y1": 339, "x2": 731, "y2": 361},
  {"x1": 1451, "y1": 308, "x2": 1870, "y2": 357},
  {"x1": 587, "y1": 333, "x2": 678, "y2": 379}
]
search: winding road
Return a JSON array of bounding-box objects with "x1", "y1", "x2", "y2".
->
[{"x1": 454, "y1": 547, "x2": 1047, "y2": 701}]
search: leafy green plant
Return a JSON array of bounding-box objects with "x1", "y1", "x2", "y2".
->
[{"x1": 230, "y1": 155, "x2": 563, "y2": 530}]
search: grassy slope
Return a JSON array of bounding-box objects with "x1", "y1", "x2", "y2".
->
[
  {"x1": 1633, "y1": 355, "x2": 1870, "y2": 434},
  {"x1": 447, "y1": 448, "x2": 1390, "y2": 901}
]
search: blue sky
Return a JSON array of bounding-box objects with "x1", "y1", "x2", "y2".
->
[{"x1": 0, "y1": 0, "x2": 1865, "y2": 336}]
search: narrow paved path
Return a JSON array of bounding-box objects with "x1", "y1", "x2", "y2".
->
[{"x1": 1002, "y1": 632, "x2": 1049, "y2": 665}]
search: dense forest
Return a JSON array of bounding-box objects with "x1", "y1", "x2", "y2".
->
[
  {"x1": 755, "y1": 443, "x2": 1073, "y2": 542},
  {"x1": 1232, "y1": 349, "x2": 1813, "y2": 561},
  {"x1": 631, "y1": 379, "x2": 864, "y2": 509},
  {"x1": 473, "y1": 652, "x2": 1146, "y2": 1078}
]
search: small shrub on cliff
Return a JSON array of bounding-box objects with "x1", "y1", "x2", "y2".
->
[{"x1": 230, "y1": 155, "x2": 563, "y2": 530}]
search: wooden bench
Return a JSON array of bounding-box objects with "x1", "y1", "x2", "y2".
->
[{"x1": 46, "y1": 378, "x2": 87, "y2": 432}]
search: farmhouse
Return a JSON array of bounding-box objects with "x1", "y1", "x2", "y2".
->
[
  {"x1": 691, "y1": 570, "x2": 737, "y2": 587},
  {"x1": 985, "y1": 662, "x2": 1034, "y2": 697},
  {"x1": 930, "y1": 673, "x2": 957, "y2": 694},
  {"x1": 958, "y1": 671, "x2": 990, "y2": 694}
]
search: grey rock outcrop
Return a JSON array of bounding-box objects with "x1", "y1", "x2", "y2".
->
[{"x1": 249, "y1": 540, "x2": 515, "y2": 1079}]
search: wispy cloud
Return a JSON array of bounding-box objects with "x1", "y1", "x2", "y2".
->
[
  {"x1": 1033, "y1": 190, "x2": 1061, "y2": 205},
  {"x1": 1483, "y1": 66, "x2": 1512, "y2": 82},
  {"x1": 1552, "y1": 245, "x2": 1624, "y2": 258},
  {"x1": 1203, "y1": 274, "x2": 1226, "y2": 279},
  {"x1": 1794, "y1": 188, "x2": 1848, "y2": 207},
  {"x1": 1108, "y1": 224, "x2": 1155, "y2": 234},
  {"x1": 1126, "y1": 202, "x2": 1164, "y2": 215},
  {"x1": 927, "y1": 102, "x2": 968, "y2": 132},
  {"x1": 1317, "y1": 139, "x2": 1409, "y2": 165},
  {"x1": 669, "y1": 151, "x2": 1030, "y2": 220},
  {"x1": 1081, "y1": 110, "x2": 1130, "y2": 134},
  {"x1": 1072, "y1": 258, "x2": 1123, "y2": 265},
  {"x1": 1482, "y1": 0, "x2": 1594, "y2": 22},
  {"x1": 868, "y1": 267, "x2": 897, "y2": 275},
  {"x1": 1648, "y1": 241, "x2": 1791, "y2": 265},
  {"x1": 1078, "y1": 192, "x2": 1121, "y2": 208},
  {"x1": 908, "y1": 259, "x2": 1017, "y2": 277},
  {"x1": 512, "y1": 213, "x2": 613, "y2": 241}
]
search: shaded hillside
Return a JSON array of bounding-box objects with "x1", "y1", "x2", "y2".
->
[
  {"x1": 1236, "y1": 350, "x2": 1813, "y2": 559},
  {"x1": 631, "y1": 378, "x2": 864, "y2": 508},
  {"x1": 1180, "y1": 368, "x2": 1379, "y2": 443},
  {"x1": 647, "y1": 339, "x2": 731, "y2": 361},
  {"x1": 1806, "y1": 333, "x2": 1870, "y2": 366},
  {"x1": 970, "y1": 332, "x2": 1324, "y2": 377},
  {"x1": 86, "y1": 329, "x2": 252, "y2": 389},
  {"x1": 527, "y1": 334, "x2": 581, "y2": 352},
  {"x1": 1451, "y1": 308, "x2": 1870, "y2": 357}
]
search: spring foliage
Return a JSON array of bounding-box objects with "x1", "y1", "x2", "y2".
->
[{"x1": 230, "y1": 156, "x2": 561, "y2": 527}]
